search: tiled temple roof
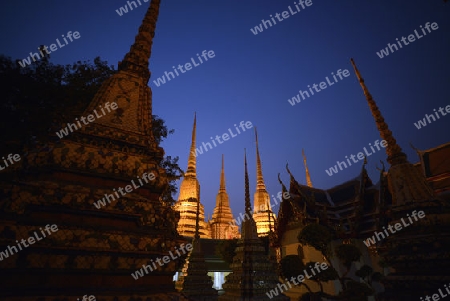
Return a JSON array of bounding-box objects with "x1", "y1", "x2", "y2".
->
[
  {"x1": 413, "y1": 141, "x2": 450, "y2": 198},
  {"x1": 277, "y1": 163, "x2": 383, "y2": 239}
]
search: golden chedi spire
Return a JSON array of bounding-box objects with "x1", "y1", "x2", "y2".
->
[
  {"x1": 350, "y1": 58, "x2": 435, "y2": 206},
  {"x1": 186, "y1": 112, "x2": 197, "y2": 177},
  {"x1": 302, "y1": 148, "x2": 313, "y2": 188},
  {"x1": 255, "y1": 127, "x2": 266, "y2": 190},
  {"x1": 210, "y1": 155, "x2": 240, "y2": 239},
  {"x1": 252, "y1": 128, "x2": 276, "y2": 236},
  {"x1": 178, "y1": 113, "x2": 199, "y2": 200},
  {"x1": 220, "y1": 154, "x2": 226, "y2": 191},
  {"x1": 174, "y1": 114, "x2": 210, "y2": 238}
]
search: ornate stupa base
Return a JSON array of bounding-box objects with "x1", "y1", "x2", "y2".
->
[
  {"x1": 219, "y1": 152, "x2": 289, "y2": 301},
  {"x1": 177, "y1": 195, "x2": 218, "y2": 301},
  {"x1": 176, "y1": 244, "x2": 218, "y2": 301}
]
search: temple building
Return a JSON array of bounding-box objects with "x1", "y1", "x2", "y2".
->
[
  {"x1": 275, "y1": 140, "x2": 450, "y2": 299},
  {"x1": 275, "y1": 160, "x2": 386, "y2": 297},
  {"x1": 173, "y1": 114, "x2": 211, "y2": 238},
  {"x1": 280, "y1": 158, "x2": 383, "y2": 244},
  {"x1": 0, "y1": 0, "x2": 190, "y2": 300},
  {"x1": 209, "y1": 155, "x2": 240, "y2": 239},
  {"x1": 252, "y1": 128, "x2": 277, "y2": 236}
]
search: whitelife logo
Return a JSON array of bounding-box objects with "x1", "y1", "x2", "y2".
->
[
  {"x1": 420, "y1": 282, "x2": 450, "y2": 301},
  {"x1": 131, "y1": 243, "x2": 193, "y2": 280},
  {"x1": 17, "y1": 31, "x2": 81, "y2": 67},
  {"x1": 77, "y1": 296, "x2": 96, "y2": 301},
  {"x1": 192, "y1": 121, "x2": 253, "y2": 157},
  {"x1": 376, "y1": 22, "x2": 439, "y2": 59},
  {"x1": 325, "y1": 139, "x2": 387, "y2": 176},
  {"x1": 287, "y1": 69, "x2": 350, "y2": 106},
  {"x1": 0, "y1": 224, "x2": 59, "y2": 261},
  {"x1": 363, "y1": 210, "x2": 425, "y2": 247},
  {"x1": 0, "y1": 153, "x2": 21, "y2": 171},
  {"x1": 414, "y1": 104, "x2": 450, "y2": 129},
  {"x1": 266, "y1": 262, "x2": 329, "y2": 298},
  {"x1": 152, "y1": 50, "x2": 215, "y2": 87},
  {"x1": 250, "y1": 0, "x2": 313, "y2": 35},
  {"x1": 55, "y1": 102, "x2": 118, "y2": 139},
  {"x1": 230, "y1": 191, "x2": 290, "y2": 227},
  {"x1": 115, "y1": 0, "x2": 148, "y2": 16},
  {"x1": 93, "y1": 171, "x2": 156, "y2": 209}
]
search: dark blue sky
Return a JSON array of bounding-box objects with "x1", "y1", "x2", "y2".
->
[{"x1": 1, "y1": 0, "x2": 449, "y2": 220}]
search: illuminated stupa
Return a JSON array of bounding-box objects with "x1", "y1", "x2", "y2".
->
[
  {"x1": 252, "y1": 128, "x2": 276, "y2": 236},
  {"x1": 209, "y1": 155, "x2": 240, "y2": 239},
  {"x1": 174, "y1": 114, "x2": 211, "y2": 238}
]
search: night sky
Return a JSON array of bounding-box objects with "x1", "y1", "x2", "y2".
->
[{"x1": 1, "y1": 0, "x2": 449, "y2": 220}]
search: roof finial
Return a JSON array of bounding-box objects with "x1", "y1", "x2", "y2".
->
[
  {"x1": 409, "y1": 142, "x2": 421, "y2": 154},
  {"x1": 286, "y1": 163, "x2": 293, "y2": 177},
  {"x1": 277, "y1": 173, "x2": 289, "y2": 201},
  {"x1": 376, "y1": 160, "x2": 385, "y2": 172}
]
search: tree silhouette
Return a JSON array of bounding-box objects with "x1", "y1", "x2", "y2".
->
[
  {"x1": 297, "y1": 223, "x2": 375, "y2": 300},
  {"x1": 0, "y1": 54, "x2": 182, "y2": 203}
]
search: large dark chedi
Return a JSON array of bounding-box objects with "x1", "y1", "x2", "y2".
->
[
  {"x1": 350, "y1": 59, "x2": 450, "y2": 300},
  {"x1": 0, "y1": 1, "x2": 189, "y2": 300}
]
